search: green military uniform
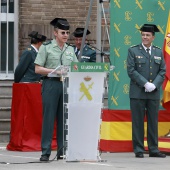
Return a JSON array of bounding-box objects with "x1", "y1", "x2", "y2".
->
[
  {"x1": 74, "y1": 44, "x2": 96, "y2": 62},
  {"x1": 34, "y1": 39, "x2": 78, "y2": 157},
  {"x1": 14, "y1": 45, "x2": 41, "y2": 83},
  {"x1": 14, "y1": 31, "x2": 46, "y2": 83},
  {"x1": 127, "y1": 43, "x2": 166, "y2": 154}
]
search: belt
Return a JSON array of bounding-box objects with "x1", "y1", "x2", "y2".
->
[{"x1": 43, "y1": 76, "x2": 61, "y2": 81}]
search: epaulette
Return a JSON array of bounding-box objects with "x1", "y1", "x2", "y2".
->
[
  {"x1": 27, "y1": 48, "x2": 31, "y2": 51},
  {"x1": 89, "y1": 46, "x2": 95, "y2": 51},
  {"x1": 153, "y1": 45, "x2": 161, "y2": 49},
  {"x1": 130, "y1": 44, "x2": 138, "y2": 48},
  {"x1": 87, "y1": 44, "x2": 95, "y2": 51},
  {"x1": 43, "y1": 41, "x2": 51, "y2": 45},
  {"x1": 66, "y1": 43, "x2": 74, "y2": 47}
]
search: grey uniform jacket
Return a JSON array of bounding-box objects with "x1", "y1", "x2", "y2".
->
[{"x1": 127, "y1": 43, "x2": 166, "y2": 99}]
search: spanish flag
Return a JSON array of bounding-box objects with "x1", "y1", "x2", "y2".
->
[
  {"x1": 99, "y1": 110, "x2": 133, "y2": 152},
  {"x1": 162, "y1": 11, "x2": 170, "y2": 112},
  {"x1": 100, "y1": 110, "x2": 170, "y2": 152}
]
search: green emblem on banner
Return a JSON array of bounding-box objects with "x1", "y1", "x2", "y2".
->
[{"x1": 71, "y1": 62, "x2": 110, "y2": 72}]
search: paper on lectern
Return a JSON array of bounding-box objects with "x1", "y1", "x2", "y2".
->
[{"x1": 47, "y1": 65, "x2": 69, "y2": 77}]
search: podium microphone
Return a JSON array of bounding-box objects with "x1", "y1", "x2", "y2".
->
[{"x1": 87, "y1": 43, "x2": 114, "y2": 69}]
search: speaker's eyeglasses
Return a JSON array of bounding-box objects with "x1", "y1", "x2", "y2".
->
[{"x1": 61, "y1": 31, "x2": 70, "y2": 35}]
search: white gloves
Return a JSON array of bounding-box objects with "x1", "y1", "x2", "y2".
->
[{"x1": 144, "y1": 82, "x2": 156, "y2": 92}]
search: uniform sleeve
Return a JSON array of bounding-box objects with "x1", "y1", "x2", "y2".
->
[
  {"x1": 152, "y1": 50, "x2": 166, "y2": 88},
  {"x1": 127, "y1": 48, "x2": 148, "y2": 87},
  {"x1": 72, "y1": 48, "x2": 78, "y2": 62},
  {"x1": 89, "y1": 49, "x2": 96, "y2": 62},
  {"x1": 14, "y1": 51, "x2": 32, "y2": 83},
  {"x1": 34, "y1": 45, "x2": 47, "y2": 66}
]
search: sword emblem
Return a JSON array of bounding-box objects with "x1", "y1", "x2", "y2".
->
[
  {"x1": 158, "y1": 1, "x2": 165, "y2": 10},
  {"x1": 114, "y1": 0, "x2": 121, "y2": 8},
  {"x1": 111, "y1": 96, "x2": 119, "y2": 106},
  {"x1": 79, "y1": 82, "x2": 94, "y2": 101},
  {"x1": 135, "y1": 0, "x2": 143, "y2": 10},
  {"x1": 114, "y1": 48, "x2": 120, "y2": 57},
  {"x1": 113, "y1": 72, "x2": 120, "y2": 81}
]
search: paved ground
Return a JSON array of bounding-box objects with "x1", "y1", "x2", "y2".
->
[{"x1": 0, "y1": 143, "x2": 169, "y2": 170}]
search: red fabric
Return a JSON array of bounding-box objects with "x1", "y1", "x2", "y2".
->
[
  {"x1": 162, "y1": 12, "x2": 170, "y2": 111},
  {"x1": 6, "y1": 83, "x2": 57, "y2": 151},
  {"x1": 163, "y1": 44, "x2": 170, "y2": 80},
  {"x1": 102, "y1": 109, "x2": 132, "y2": 122},
  {"x1": 99, "y1": 139, "x2": 133, "y2": 152}
]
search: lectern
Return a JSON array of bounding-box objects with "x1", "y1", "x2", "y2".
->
[{"x1": 63, "y1": 62, "x2": 110, "y2": 161}]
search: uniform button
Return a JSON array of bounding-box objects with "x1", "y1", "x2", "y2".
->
[
  {"x1": 150, "y1": 73, "x2": 152, "y2": 75},
  {"x1": 150, "y1": 80, "x2": 152, "y2": 82},
  {"x1": 150, "y1": 67, "x2": 152, "y2": 69}
]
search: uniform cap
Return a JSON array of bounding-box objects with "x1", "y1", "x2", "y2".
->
[
  {"x1": 28, "y1": 31, "x2": 47, "y2": 41},
  {"x1": 73, "y1": 27, "x2": 91, "y2": 37},
  {"x1": 140, "y1": 24, "x2": 160, "y2": 33},
  {"x1": 50, "y1": 18, "x2": 70, "y2": 30}
]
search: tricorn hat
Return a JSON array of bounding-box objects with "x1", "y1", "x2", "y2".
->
[
  {"x1": 50, "y1": 18, "x2": 70, "y2": 30},
  {"x1": 73, "y1": 27, "x2": 91, "y2": 37},
  {"x1": 28, "y1": 31, "x2": 46, "y2": 41},
  {"x1": 140, "y1": 24, "x2": 160, "y2": 33}
]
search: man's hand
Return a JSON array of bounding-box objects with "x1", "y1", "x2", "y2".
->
[{"x1": 144, "y1": 82, "x2": 156, "y2": 92}]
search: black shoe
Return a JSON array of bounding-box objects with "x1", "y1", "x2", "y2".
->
[
  {"x1": 57, "y1": 155, "x2": 64, "y2": 160},
  {"x1": 135, "y1": 152, "x2": 144, "y2": 158},
  {"x1": 149, "y1": 152, "x2": 166, "y2": 158},
  {"x1": 40, "y1": 155, "x2": 49, "y2": 161}
]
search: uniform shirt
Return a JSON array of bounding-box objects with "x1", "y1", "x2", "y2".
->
[
  {"x1": 14, "y1": 45, "x2": 41, "y2": 83},
  {"x1": 73, "y1": 44, "x2": 96, "y2": 62},
  {"x1": 127, "y1": 43, "x2": 166, "y2": 99},
  {"x1": 35, "y1": 39, "x2": 78, "y2": 68},
  {"x1": 142, "y1": 43, "x2": 151, "y2": 55}
]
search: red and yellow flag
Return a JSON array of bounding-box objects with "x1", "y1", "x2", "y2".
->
[{"x1": 162, "y1": 11, "x2": 170, "y2": 112}]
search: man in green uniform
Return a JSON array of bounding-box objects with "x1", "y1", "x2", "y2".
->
[
  {"x1": 127, "y1": 24, "x2": 166, "y2": 158},
  {"x1": 14, "y1": 31, "x2": 46, "y2": 83},
  {"x1": 72, "y1": 27, "x2": 96, "y2": 62},
  {"x1": 34, "y1": 18, "x2": 78, "y2": 161}
]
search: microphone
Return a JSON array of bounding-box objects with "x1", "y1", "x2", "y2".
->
[{"x1": 87, "y1": 43, "x2": 114, "y2": 69}]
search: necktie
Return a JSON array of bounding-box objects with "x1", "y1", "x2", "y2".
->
[
  {"x1": 75, "y1": 49, "x2": 79, "y2": 57},
  {"x1": 146, "y1": 48, "x2": 150, "y2": 57}
]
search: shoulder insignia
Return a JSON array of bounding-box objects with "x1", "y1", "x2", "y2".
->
[
  {"x1": 66, "y1": 43, "x2": 74, "y2": 47},
  {"x1": 27, "y1": 48, "x2": 31, "y2": 51},
  {"x1": 153, "y1": 45, "x2": 161, "y2": 49},
  {"x1": 43, "y1": 41, "x2": 51, "y2": 45},
  {"x1": 90, "y1": 47, "x2": 95, "y2": 51},
  {"x1": 87, "y1": 45, "x2": 95, "y2": 51},
  {"x1": 130, "y1": 44, "x2": 138, "y2": 48}
]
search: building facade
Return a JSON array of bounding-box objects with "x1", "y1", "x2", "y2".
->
[{"x1": 0, "y1": 0, "x2": 110, "y2": 80}]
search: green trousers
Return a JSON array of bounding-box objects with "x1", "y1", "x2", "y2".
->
[
  {"x1": 41, "y1": 78, "x2": 63, "y2": 156},
  {"x1": 130, "y1": 98, "x2": 160, "y2": 154}
]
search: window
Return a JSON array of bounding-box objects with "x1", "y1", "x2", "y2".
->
[{"x1": 0, "y1": 0, "x2": 18, "y2": 79}]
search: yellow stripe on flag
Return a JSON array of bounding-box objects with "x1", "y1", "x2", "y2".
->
[
  {"x1": 164, "y1": 11, "x2": 170, "y2": 54},
  {"x1": 145, "y1": 141, "x2": 170, "y2": 149},
  {"x1": 165, "y1": 80, "x2": 170, "y2": 92},
  {"x1": 158, "y1": 122, "x2": 170, "y2": 136},
  {"x1": 100, "y1": 122, "x2": 132, "y2": 140},
  {"x1": 101, "y1": 122, "x2": 170, "y2": 141}
]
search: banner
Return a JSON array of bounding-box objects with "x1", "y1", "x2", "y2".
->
[{"x1": 109, "y1": 0, "x2": 170, "y2": 109}]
